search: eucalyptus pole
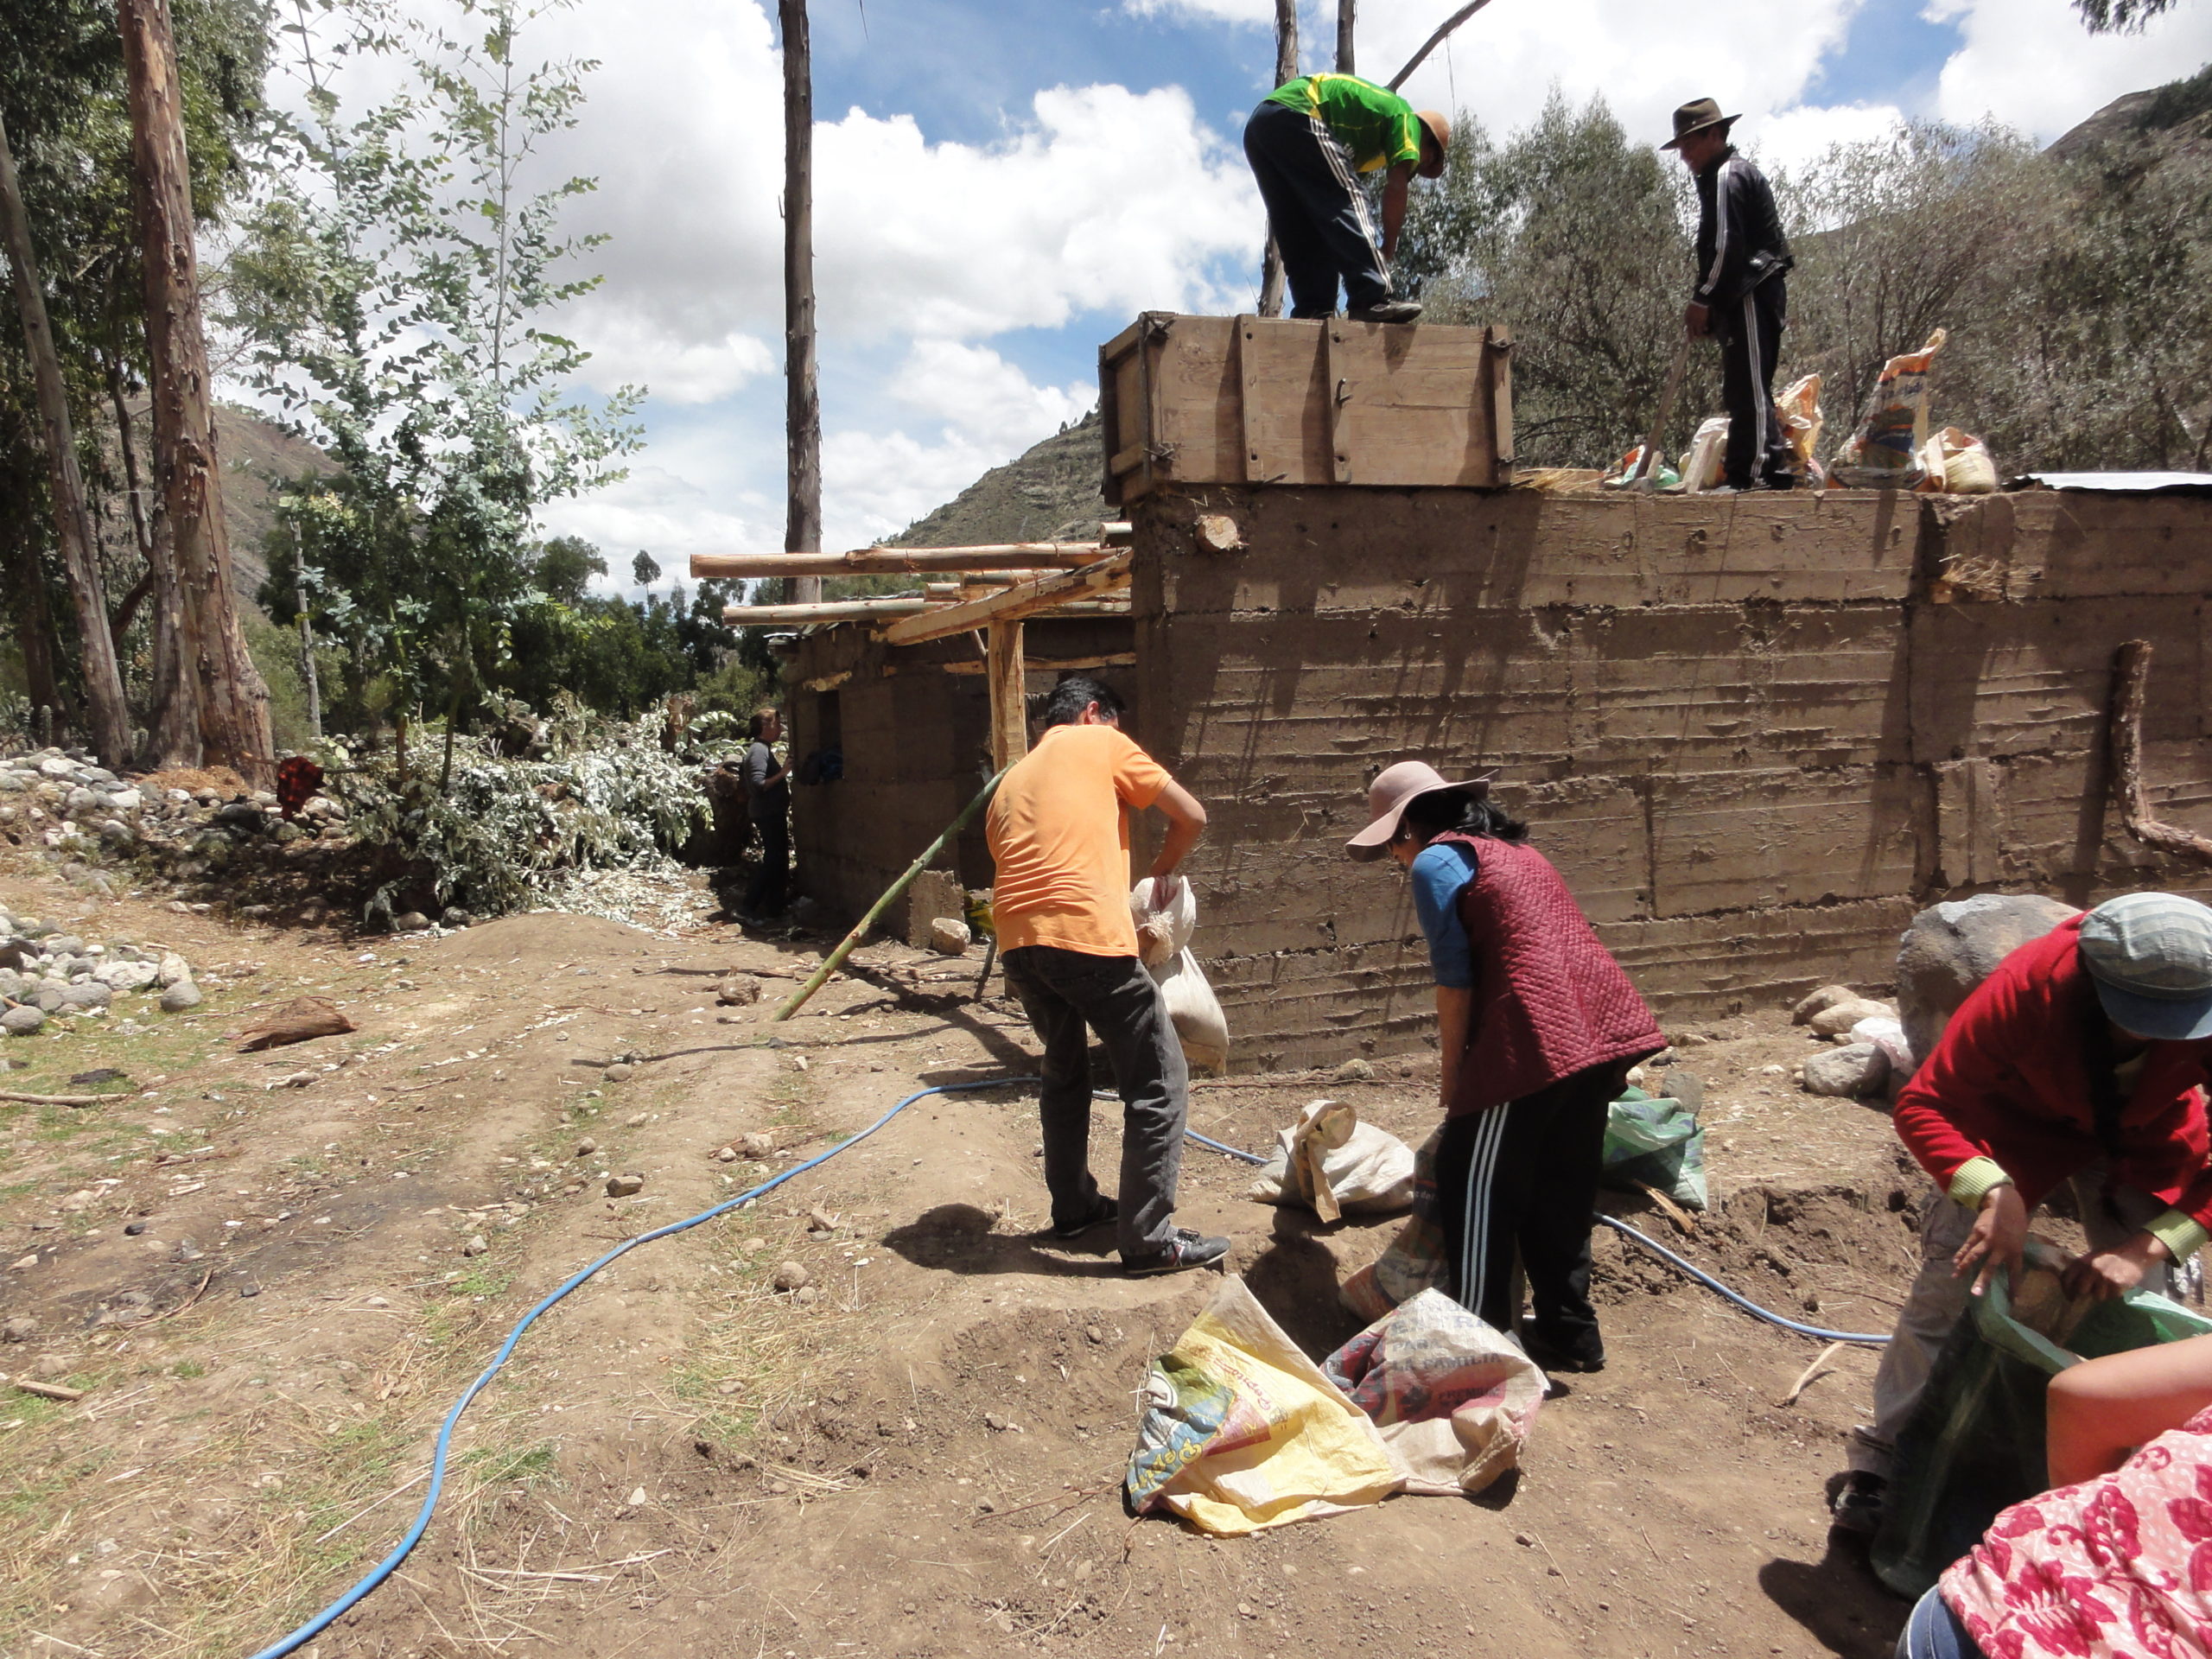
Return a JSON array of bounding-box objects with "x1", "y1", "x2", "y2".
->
[
  {"x1": 0, "y1": 107, "x2": 131, "y2": 765},
  {"x1": 1257, "y1": 0, "x2": 1298, "y2": 317},
  {"x1": 1337, "y1": 0, "x2": 1355, "y2": 73},
  {"x1": 780, "y1": 0, "x2": 823, "y2": 605},
  {"x1": 118, "y1": 0, "x2": 273, "y2": 783}
]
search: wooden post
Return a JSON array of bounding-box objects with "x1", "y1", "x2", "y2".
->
[
  {"x1": 1257, "y1": 0, "x2": 1298, "y2": 318},
  {"x1": 0, "y1": 108, "x2": 132, "y2": 766},
  {"x1": 986, "y1": 621, "x2": 1027, "y2": 772},
  {"x1": 1336, "y1": 0, "x2": 1355, "y2": 73},
  {"x1": 292, "y1": 520, "x2": 321, "y2": 742},
  {"x1": 1385, "y1": 0, "x2": 1497, "y2": 92},
  {"x1": 118, "y1": 0, "x2": 272, "y2": 785},
  {"x1": 780, "y1": 0, "x2": 823, "y2": 606},
  {"x1": 2110, "y1": 639, "x2": 2212, "y2": 865}
]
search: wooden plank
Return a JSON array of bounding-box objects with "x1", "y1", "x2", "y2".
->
[
  {"x1": 691, "y1": 543, "x2": 1107, "y2": 580},
  {"x1": 987, "y1": 621, "x2": 1027, "y2": 770},
  {"x1": 1486, "y1": 327, "x2": 1516, "y2": 481},
  {"x1": 879, "y1": 550, "x2": 1135, "y2": 647},
  {"x1": 723, "y1": 599, "x2": 931, "y2": 624},
  {"x1": 944, "y1": 652, "x2": 1136, "y2": 675},
  {"x1": 1236, "y1": 315, "x2": 1259, "y2": 483}
]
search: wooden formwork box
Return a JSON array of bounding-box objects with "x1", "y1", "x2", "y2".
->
[{"x1": 1097, "y1": 312, "x2": 1515, "y2": 504}]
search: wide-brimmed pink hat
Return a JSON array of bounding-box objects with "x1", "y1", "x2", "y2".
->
[{"x1": 1344, "y1": 760, "x2": 1494, "y2": 861}]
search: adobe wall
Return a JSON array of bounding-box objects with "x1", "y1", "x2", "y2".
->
[
  {"x1": 787, "y1": 615, "x2": 1135, "y2": 936},
  {"x1": 1131, "y1": 486, "x2": 2212, "y2": 1070}
]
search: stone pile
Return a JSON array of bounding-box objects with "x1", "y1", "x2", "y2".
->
[
  {"x1": 0, "y1": 898, "x2": 200, "y2": 1039},
  {"x1": 0, "y1": 745, "x2": 354, "y2": 888}
]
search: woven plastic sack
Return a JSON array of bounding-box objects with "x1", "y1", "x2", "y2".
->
[
  {"x1": 1323, "y1": 1290, "x2": 1547, "y2": 1496},
  {"x1": 1128, "y1": 880, "x2": 1227, "y2": 1071},
  {"x1": 1913, "y1": 426, "x2": 1997, "y2": 495},
  {"x1": 1247, "y1": 1098, "x2": 1415, "y2": 1222},
  {"x1": 1599, "y1": 443, "x2": 1680, "y2": 491},
  {"x1": 1678, "y1": 416, "x2": 1732, "y2": 493},
  {"x1": 1126, "y1": 1276, "x2": 1401, "y2": 1534},
  {"x1": 1600, "y1": 1088, "x2": 1707, "y2": 1211},
  {"x1": 1128, "y1": 875, "x2": 1196, "y2": 968},
  {"x1": 1778, "y1": 372, "x2": 1824, "y2": 475},
  {"x1": 1870, "y1": 1243, "x2": 2212, "y2": 1599},
  {"x1": 1341, "y1": 1123, "x2": 1449, "y2": 1322},
  {"x1": 1830, "y1": 329, "x2": 1948, "y2": 488}
]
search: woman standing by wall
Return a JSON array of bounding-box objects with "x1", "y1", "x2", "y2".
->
[{"x1": 1348, "y1": 761, "x2": 1666, "y2": 1373}]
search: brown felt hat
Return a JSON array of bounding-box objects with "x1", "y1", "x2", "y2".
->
[
  {"x1": 1661, "y1": 97, "x2": 1738, "y2": 150},
  {"x1": 1345, "y1": 760, "x2": 1494, "y2": 861},
  {"x1": 1414, "y1": 110, "x2": 1451, "y2": 178}
]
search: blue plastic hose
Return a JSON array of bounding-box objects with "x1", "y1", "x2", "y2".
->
[
  {"x1": 252, "y1": 1078, "x2": 1883, "y2": 1656},
  {"x1": 1597, "y1": 1213, "x2": 1892, "y2": 1345},
  {"x1": 244, "y1": 1075, "x2": 1033, "y2": 1659}
]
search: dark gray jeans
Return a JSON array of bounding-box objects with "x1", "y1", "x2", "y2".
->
[{"x1": 1001, "y1": 944, "x2": 1189, "y2": 1259}]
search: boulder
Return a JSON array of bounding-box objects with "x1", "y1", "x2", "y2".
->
[
  {"x1": 716, "y1": 973, "x2": 762, "y2": 1007},
  {"x1": 60, "y1": 982, "x2": 111, "y2": 1012},
  {"x1": 927, "y1": 917, "x2": 972, "y2": 956},
  {"x1": 1803, "y1": 1042, "x2": 1890, "y2": 1097},
  {"x1": 159, "y1": 980, "x2": 202, "y2": 1013},
  {"x1": 1808, "y1": 996, "x2": 1893, "y2": 1037},
  {"x1": 1897, "y1": 894, "x2": 2080, "y2": 1071},
  {"x1": 1793, "y1": 985, "x2": 1861, "y2": 1023},
  {"x1": 156, "y1": 952, "x2": 192, "y2": 988},
  {"x1": 392, "y1": 912, "x2": 432, "y2": 932},
  {"x1": 95, "y1": 960, "x2": 160, "y2": 994},
  {"x1": 2, "y1": 1006, "x2": 45, "y2": 1036}
]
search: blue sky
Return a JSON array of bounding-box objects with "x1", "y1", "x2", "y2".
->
[{"x1": 289, "y1": 0, "x2": 2212, "y2": 579}]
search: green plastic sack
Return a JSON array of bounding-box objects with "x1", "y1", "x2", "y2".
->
[
  {"x1": 1601, "y1": 1088, "x2": 1707, "y2": 1211},
  {"x1": 1870, "y1": 1243, "x2": 2212, "y2": 1599}
]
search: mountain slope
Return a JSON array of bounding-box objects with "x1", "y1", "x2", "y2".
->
[{"x1": 886, "y1": 409, "x2": 1108, "y2": 549}]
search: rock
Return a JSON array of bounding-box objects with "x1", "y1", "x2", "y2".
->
[
  {"x1": 795, "y1": 1285, "x2": 819, "y2": 1306},
  {"x1": 1897, "y1": 894, "x2": 2080, "y2": 1071},
  {"x1": 806, "y1": 1206, "x2": 839, "y2": 1234},
  {"x1": 1802, "y1": 1042, "x2": 1891, "y2": 1098},
  {"x1": 60, "y1": 1190, "x2": 93, "y2": 1211},
  {"x1": 602, "y1": 1062, "x2": 635, "y2": 1084},
  {"x1": 2, "y1": 1006, "x2": 45, "y2": 1037},
  {"x1": 737, "y1": 1132, "x2": 776, "y2": 1159},
  {"x1": 1792, "y1": 984, "x2": 1863, "y2": 1025},
  {"x1": 156, "y1": 952, "x2": 192, "y2": 988},
  {"x1": 123, "y1": 1222, "x2": 145, "y2": 1236},
  {"x1": 605, "y1": 1173, "x2": 645, "y2": 1198},
  {"x1": 715, "y1": 973, "x2": 762, "y2": 1007},
  {"x1": 1333, "y1": 1058, "x2": 1376, "y2": 1083},
  {"x1": 573, "y1": 1137, "x2": 599, "y2": 1157},
  {"x1": 462, "y1": 1235, "x2": 489, "y2": 1256},
  {"x1": 926, "y1": 916, "x2": 972, "y2": 956},
  {"x1": 95, "y1": 960, "x2": 160, "y2": 994},
  {"x1": 159, "y1": 980, "x2": 202, "y2": 1013},
  {"x1": 439, "y1": 907, "x2": 473, "y2": 930},
  {"x1": 2, "y1": 1316, "x2": 35, "y2": 1342},
  {"x1": 1807, "y1": 997, "x2": 1892, "y2": 1038},
  {"x1": 741, "y1": 1236, "x2": 766, "y2": 1252},
  {"x1": 392, "y1": 912, "x2": 432, "y2": 932},
  {"x1": 31, "y1": 1354, "x2": 69, "y2": 1377},
  {"x1": 772, "y1": 1261, "x2": 810, "y2": 1292},
  {"x1": 715, "y1": 1146, "x2": 738, "y2": 1162},
  {"x1": 1085, "y1": 1325, "x2": 1104, "y2": 1344}
]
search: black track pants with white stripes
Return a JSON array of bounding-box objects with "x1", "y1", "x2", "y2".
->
[
  {"x1": 1243, "y1": 99, "x2": 1392, "y2": 318},
  {"x1": 1433, "y1": 1065, "x2": 1617, "y2": 1366},
  {"x1": 1717, "y1": 276, "x2": 1794, "y2": 489}
]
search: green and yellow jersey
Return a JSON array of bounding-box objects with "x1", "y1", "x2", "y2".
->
[{"x1": 1263, "y1": 74, "x2": 1425, "y2": 173}]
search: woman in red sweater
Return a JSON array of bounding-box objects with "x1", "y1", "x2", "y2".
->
[
  {"x1": 1836, "y1": 892, "x2": 2212, "y2": 1537},
  {"x1": 1348, "y1": 761, "x2": 1664, "y2": 1374}
]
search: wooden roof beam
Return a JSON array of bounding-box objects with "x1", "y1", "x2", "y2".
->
[
  {"x1": 689, "y1": 526, "x2": 1128, "y2": 582},
  {"x1": 876, "y1": 550, "x2": 1135, "y2": 647}
]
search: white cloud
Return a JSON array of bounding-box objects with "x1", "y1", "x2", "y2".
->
[
  {"x1": 889, "y1": 341, "x2": 1094, "y2": 453},
  {"x1": 569, "y1": 309, "x2": 774, "y2": 405},
  {"x1": 1752, "y1": 101, "x2": 1912, "y2": 179},
  {"x1": 1930, "y1": 0, "x2": 2212, "y2": 140}
]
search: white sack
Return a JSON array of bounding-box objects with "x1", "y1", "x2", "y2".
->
[{"x1": 1248, "y1": 1098, "x2": 1415, "y2": 1221}]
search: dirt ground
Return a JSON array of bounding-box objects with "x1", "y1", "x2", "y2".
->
[{"x1": 0, "y1": 858, "x2": 1958, "y2": 1659}]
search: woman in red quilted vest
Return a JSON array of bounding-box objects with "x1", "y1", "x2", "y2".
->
[{"x1": 1349, "y1": 761, "x2": 1666, "y2": 1373}]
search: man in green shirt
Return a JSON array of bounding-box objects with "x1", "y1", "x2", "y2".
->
[{"x1": 1243, "y1": 74, "x2": 1447, "y2": 323}]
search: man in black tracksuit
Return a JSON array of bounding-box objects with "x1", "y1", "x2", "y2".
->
[{"x1": 1665, "y1": 99, "x2": 1796, "y2": 492}]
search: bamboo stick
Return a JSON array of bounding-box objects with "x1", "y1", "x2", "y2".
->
[
  {"x1": 770, "y1": 768, "x2": 1007, "y2": 1021},
  {"x1": 691, "y1": 543, "x2": 1109, "y2": 580}
]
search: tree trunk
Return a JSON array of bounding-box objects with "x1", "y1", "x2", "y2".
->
[
  {"x1": 293, "y1": 522, "x2": 321, "y2": 742},
  {"x1": 0, "y1": 108, "x2": 133, "y2": 766},
  {"x1": 2, "y1": 526, "x2": 61, "y2": 721},
  {"x1": 1257, "y1": 0, "x2": 1299, "y2": 318},
  {"x1": 118, "y1": 0, "x2": 272, "y2": 785},
  {"x1": 1336, "y1": 0, "x2": 1354, "y2": 73},
  {"x1": 109, "y1": 346, "x2": 196, "y2": 766},
  {"x1": 780, "y1": 0, "x2": 822, "y2": 604}
]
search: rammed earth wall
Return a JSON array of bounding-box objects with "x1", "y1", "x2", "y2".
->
[{"x1": 785, "y1": 484, "x2": 2212, "y2": 1071}]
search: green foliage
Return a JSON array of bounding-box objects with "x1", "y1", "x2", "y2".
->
[
  {"x1": 1397, "y1": 92, "x2": 1720, "y2": 467},
  {"x1": 2075, "y1": 0, "x2": 2182, "y2": 30},
  {"x1": 228, "y1": 0, "x2": 641, "y2": 756},
  {"x1": 336, "y1": 710, "x2": 709, "y2": 923}
]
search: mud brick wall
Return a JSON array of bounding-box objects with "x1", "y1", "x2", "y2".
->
[
  {"x1": 788, "y1": 616, "x2": 1135, "y2": 931},
  {"x1": 1130, "y1": 486, "x2": 2212, "y2": 1071}
]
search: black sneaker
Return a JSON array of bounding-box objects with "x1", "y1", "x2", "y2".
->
[
  {"x1": 1122, "y1": 1229, "x2": 1230, "y2": 1276},
  {"x1": 1522, "y1": 1333, "x2": 1606, "y2": 1375},
  {"x1": 1346, "y1": 300, "x2": 1422, "y2": 325},
  {"x1": 1831, "y1": 1471, "x2": 1886, "y2": 1536},
  {"x1": 1050, "y1": 1197, "x2": 1117, "y2": 1240}
]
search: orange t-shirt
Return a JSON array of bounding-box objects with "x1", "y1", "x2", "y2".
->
[{"x1": 986, "y1": 723, "x2": 1171, "y2": 957}]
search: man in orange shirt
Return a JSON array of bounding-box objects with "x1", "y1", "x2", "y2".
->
[{"x1": 987, "y1": 677, "x2": 1226, "y2": 1275}]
